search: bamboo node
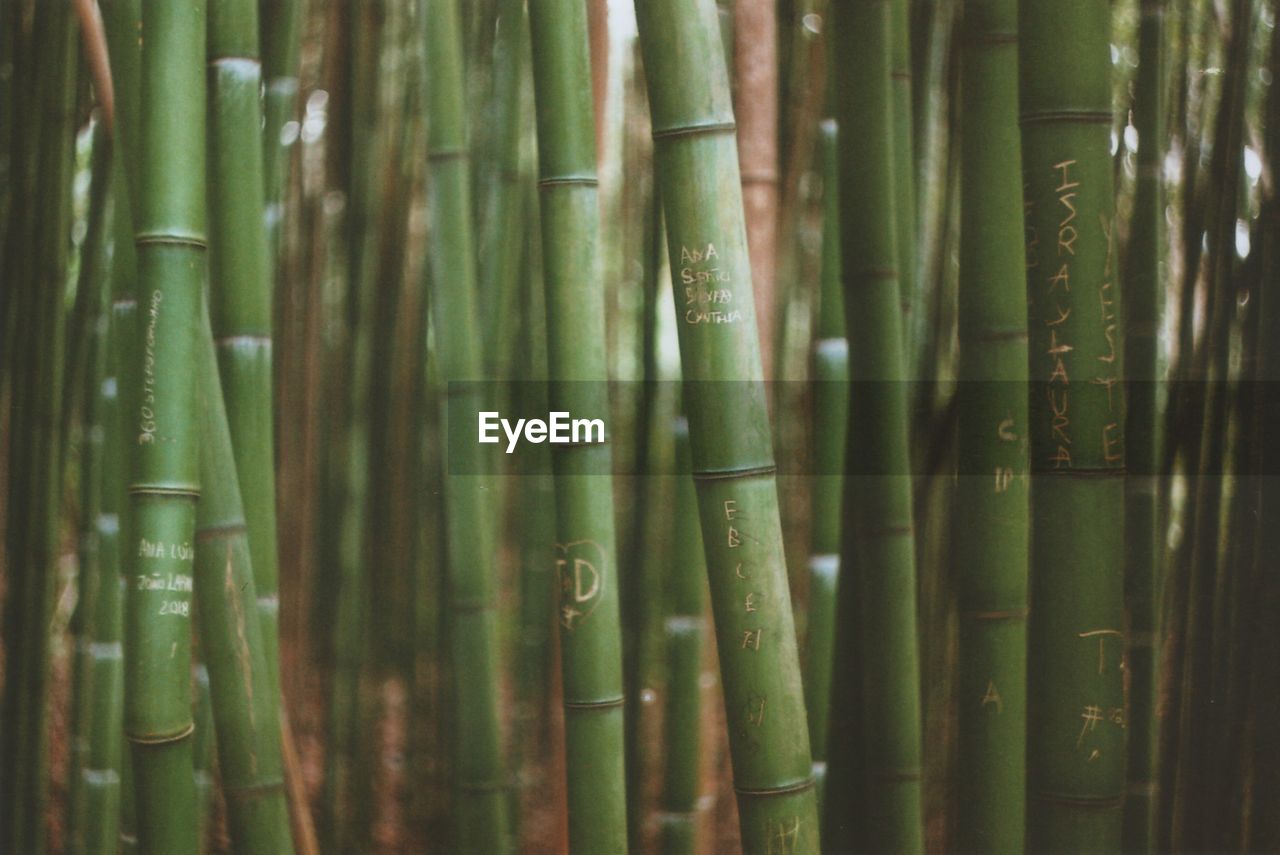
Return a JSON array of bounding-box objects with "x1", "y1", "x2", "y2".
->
[
  {"x1": 126, "y1": 721, "x2": 196, "y2": 746},
  {"x1": 537, "y1": 175, "x2": 598, "y2": 189},
  {"x1": 692, "y1": 463, "x2": 776, "y2": 482},
  {"x1": 563, "y1": 696, "x2": 626, "y2": 711},
  {"x1": 651, "y1": 120, "x2": 737, "y2": 141},
  {"x1": 734, "y1": 777, "x2": 816, "y2": 798},
  {"x1": 1019, "y1": 110, "x2": 1113, "y2": 127}
]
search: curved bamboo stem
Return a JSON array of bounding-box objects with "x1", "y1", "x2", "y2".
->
[{"x1": 635, "y1": 0, "x2": 820, "y2": 849}]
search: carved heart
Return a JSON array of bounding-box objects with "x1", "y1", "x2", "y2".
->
[{"x1": 554, "y1": 539, "x2": 607, "y2": 631}]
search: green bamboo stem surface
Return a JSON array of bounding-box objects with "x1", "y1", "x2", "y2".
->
[
  {"x1": 424, "y1": 0, "x2": 511, "y2": 849},
  {"x1": 954, "y1": 0, "x2": 1029, "y2": 850},
  {"x1": 527, "y1": 0, "x2": 629, "y2": 850},
  {"x1": 635, "y1": 0, "x2": 820, "y2": 850},
  {"x1": 124, "y1": 3, "x2": 207, "y2": 851},
  {"x1": 803, "y1": 118, "x2": 847, "y2": 812},
  {"x1": 1122, "y1": 1, "x2": 1165, "y2": 850},
  {"x1": 890, "y1": 0, "x2": 920, "y2": 374},
  {"x1": 1019, "y1": 1, "x2": 1125, "y2": 850},
  {"x1": 192, "y1": 295, "x2": 291, "y2": 852},
  {"x1": 69, "y1": 120, "x2": 115, "y2": 855},
  {"x1": 207, "y1": 0, "x2": 283, "y2": 708},
  {"x1": 82, "y1": 162, "x2": 136, "y2": 855},
  {"x1": 659, "y1": 418, "x2": 708, "y2": 854},
  {"x1": 824, "y1": 4, "x2": 924, "y2": 852},
  {"x1": 0, "y1": 8, "x2": 77, "y2": 850},
  {"x1": 258, "y1": 0, "x2": 300, "y2": 258}
]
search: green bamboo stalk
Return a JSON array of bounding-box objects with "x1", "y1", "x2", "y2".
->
[
  {"x1": 1168, "y1": 2, "x2": 1252, "y2": 843},
  {"x1": 91, "y1": 7, "x2": 143, "y2": 851},
  {"x1": 511, "y1": 208, "x2": 558, "y2": 838},
  {"x1": 124, "y1": 2, "x2": 207, "y2": 851},
  {"x1": 191, "y1": 661, "x2": 216, "y2": 845},
  {"x1": 69, "y1": 118, "x2": 116, "y2": 855},
  {"x1": 890, "y1": 0, "x2": 921, "y2": 376},
  {"x1": 206, "y1": 0, "x2": 283, "y2": 712},
  {"x1": 258, "y1": 0, "x2": 300, "y2": 259},
  {"x1": 321, "y1": 7, "x2": 386, "y2": 849},
  {"x1": 659, "y1": 418, "x2": 709, "y2": 855},
  {"x1": 480, "y1": 0, "x2": 530, "y2": 374},
  {"x1": 824, "y1": 4, "x2": 923, "y2": 852},
  {"x1": 527, "y1": 0, "x2": 629, "y2": 850},
  {"x1": 954, "y1": 0, "x2": 1028, "y2": 850},
  {"x1": 1246, "y1": 11, "x2": 1280, "y2": 848},
  {"x1": 1122, "y1": 1, "x2": 1166, "y2": 850},
  {"x1": 1019, "y1": 0, "x2": 1125, "y2": 850},
  {"x1": 803, "y1": 118, "x2": 847, "y2": 813},
  {"x1": 100, "y1": 0, "x2": 143, "y2": 212},
  {"x1": 192, "y1": 293, "x2": 290, "y2": 852},
  {"x1": 82, "y1": 160, "x2": 135, "y2": 855},
  {"x1": 635, "y1": 1, "x2": 820, "y2": 850},
  {"x1": 0, "y1": 6, "x2": 77, "y2": 850},
  {"x1": 423, "y1": 1, "x2": 510, "y2": 849}
]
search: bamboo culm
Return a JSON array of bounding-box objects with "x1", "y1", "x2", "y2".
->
[
  {"x1": 890, "y1": 0, "x2": 921, "y2": 376},
  {"x1": 803, "y1": 119, "x2": 847, "y2": 812},
  {"x1": 1019, "y1": 0, "x2": 1125, "y2": 849},
  {"x1": 423, "y1": 0, "x2": 511, "y2": 849},
  {"x1": 0, "y1": 8, "x2": 77, "y2": 850},
  {"x1": 207, "y1": 0, "x2": 284, "y2": 714},
  {"x1": 68, "y1": 119, "x2": 115, "y2": 855},
  {"x1": 635, "y1": 0, "x2": 820, "y2": 849},
  {"x1": 659, "y1": 418, "x2": 709, "y2": 854},
  {"x1": 95, "y1": 7, "x2": 143, "y2": 851},
  {"x1": 1122, "y1": 1, "x2": 1166, "y2": 850},
  {"x1": 954, "y1": 0, "x2": 1029, "y2": 850},
  {"x1": 81, "y1": 160, "x2": 137, "y2": 855},
  {"x1": 192, "y1": 293, "x2": 290, "y2": 852},
  {"x1": 257, "y1": 0, "x2": 301, "y2": 259},
  {"x1": 527, "y1": 0, "x2": 629, "y2": 850},
  {"x1": 124, "y1": 2, "x2": 207, "y2": 851}
]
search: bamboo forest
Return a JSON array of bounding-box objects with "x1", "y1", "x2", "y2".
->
[{"x1": 4, "y1": 0, "x2": 1280, "y2": 852}]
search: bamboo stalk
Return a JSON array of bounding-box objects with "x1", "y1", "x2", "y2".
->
[
  {"x1": 824, "y1": 3, "x2": 924, "y2": 851},
  {"x1": 423, "y1": 0, "x2": 511, "y2": 849},
  {"x1": 82, "y1": 158, "x2": 136, "y2": 855},
  {"x1": 258, "y1": 0, "x2": 301, "y2": 260},
  {"x1": 68, "y1": 118, "x2": 116, "y2": 855},
  {"x1": 192, "y1": 294, "x2": 290, "y2": 852},
  {"x1": 635, "y1": 0, "x2": 820, "y2": 849},
  {"x1": 1019, "y1": 0, "x2": 1125, "y2": 849},
  {"x1": 0, "y1": 6, "x2": 78, "y2": 850},
  {"x1": 803, "y1": 118, "x2": 847, "y2": 813},
  {"x1": 206, "y1": 0, "x2": 284, "y2": 722},
  {"x1": 890, "y1": 0, "x2": 921, "y2": 376},
  {"x1": 1246, "y1": 11, "x2": 1280, "y2": 848},
  {"x1": 527, "y1": 0, "x2": 631, "y2": 850},
  {"x1": 659, "y1": 418, "x2": 709, "y2": 854},
  {"x1": 1123, "y1": 1, "x2": 1166, "y2": 850},
  {"x1": 954, "y1": 0, "x2": 1028, "y2": 850},
  {"x1": 191, "y1": 660, "x2": 216, "y2": 844},
  {"x1": 479, "y1": 0, "x2": 530, "y2": 374},
  {"x1": 124, "y1": 2, "x2": 207, "y2": 850}
]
